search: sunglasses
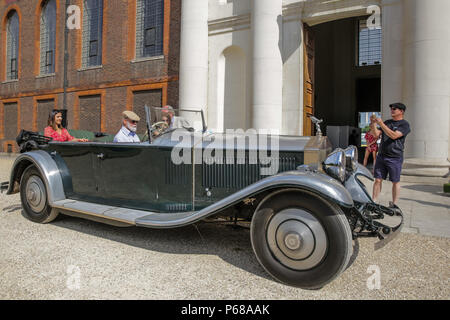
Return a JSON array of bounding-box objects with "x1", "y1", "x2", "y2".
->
[
  {"x1": 390, "y1": 106, "x2": 399, "y2": 111},
  {"x1": 128, "y1": 119, "x2": 139, "y2": 124}
]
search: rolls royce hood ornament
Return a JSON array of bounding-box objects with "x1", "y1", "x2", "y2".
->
[{"x1": 309, "y1": 115, "x2": 323, "y2": 136}]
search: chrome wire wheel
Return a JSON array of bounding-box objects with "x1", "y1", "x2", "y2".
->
[{"x1": 266, "y1": 208, "x2": 327, "y2": 271}]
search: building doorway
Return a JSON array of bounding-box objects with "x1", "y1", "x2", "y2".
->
[{"x1": 305, "y1": 16, "x2": 381, "y2": 150}]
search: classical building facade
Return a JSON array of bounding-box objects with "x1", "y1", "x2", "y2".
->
[
  {"x1": 0, "y1": 0, "x2": 180, "y2": 152},
  {"x1": 179, "y1": 0, "x2": 450, "y2": 168}
]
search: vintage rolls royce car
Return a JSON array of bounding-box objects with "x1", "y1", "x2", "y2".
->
[{"x1": 1, "y1": 107, "x2": 403, "y2": 289}]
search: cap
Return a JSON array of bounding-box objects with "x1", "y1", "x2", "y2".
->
[
  {"x1": 162, "y1": 105, "x2": 174, "y2": 114},
  {"x1": 122, "y1": 110, "x2": 140, "y2": 121},
  {"x1": 389, "y1": 102, "x2": 406, "y2": 111}
]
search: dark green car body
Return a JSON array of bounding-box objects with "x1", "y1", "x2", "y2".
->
[{"x1": 45, "y1": 131, "x2": 331, "y2": 214}]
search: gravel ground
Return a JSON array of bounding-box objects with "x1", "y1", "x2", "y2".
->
[{"x1": 1, "y1": 156, "x2": 449, "y2": 299}]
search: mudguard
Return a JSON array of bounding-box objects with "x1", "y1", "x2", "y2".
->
[
  {"x1": 136, "y1": 170, "x2": 354, "y2": 228},
  {"x1": 6, "y1": 150, "x2": 66, "y2": 205},
  {"x1": 344, "y1": 163, "x2": 374, "y2": 204}
]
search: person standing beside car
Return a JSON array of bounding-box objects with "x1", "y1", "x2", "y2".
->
[
  {"x1": 44, "y1": 110, "x2": 88, "y2": 142},
  {"x1": 372, "y1": 103, "x2": 411, "y2": 208},
  {"x1": 363, "y1": 114, "x2": 381, "y2": 169},
  {"x1": 113, "y1": 111, "x2": 141, "y2": 143}
]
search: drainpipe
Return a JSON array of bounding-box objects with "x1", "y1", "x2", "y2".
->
[{"x1": 62, "y1": 0, "x2": 70, "y2": 112}]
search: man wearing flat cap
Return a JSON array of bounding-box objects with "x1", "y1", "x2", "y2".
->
[
  {"x1": 113, "y1": 110, "x2": 141, "y2": 143},
  {"x1": 372, "y1": 102, "x2": 411, "y2": 209}
]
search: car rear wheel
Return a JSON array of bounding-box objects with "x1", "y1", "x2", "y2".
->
[
  {"x1": 20, "y1": 165, "x2": 59, "y2": 224},
  {"x1": 250, "y1": 190, "x2": 352, "y2": 289}
]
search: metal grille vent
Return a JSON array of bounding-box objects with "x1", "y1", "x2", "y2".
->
[
  {"x1": 202, "y1": 156, "x2": 298, "y2": 189},
  {"x1": 165, "y1": 157, "x2": 190, "y2": 185},
  {"x1": 165, "y1": 203, "x2": 191, "y2": 212}
]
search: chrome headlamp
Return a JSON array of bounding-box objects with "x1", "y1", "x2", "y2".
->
[
  {"x1": 322, "y1": 149, "x2": 346, "y2": 183},
  {"x1": 344, "y1": 145, "x2": 358, "y2": 172}
]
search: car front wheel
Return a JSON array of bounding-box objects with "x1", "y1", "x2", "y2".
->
[
  {"x1": 20, "y1": 165, "x2": 59, "y2": 224},
  {"x1": 250, "y1": 190, "x2": 353, "y2": 289}
]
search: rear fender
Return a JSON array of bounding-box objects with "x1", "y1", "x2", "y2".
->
[{"x1": 7, "y1": 150, "x2": 66, "y2": 205}]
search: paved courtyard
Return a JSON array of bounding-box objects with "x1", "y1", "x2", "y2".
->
[{"x1": 0, "y1": 155, "x2": 449, "y2": 299}]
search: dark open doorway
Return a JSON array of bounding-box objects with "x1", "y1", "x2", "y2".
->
[{"x1": 310, "y1": 16, "x2": 381, "y2": 161}]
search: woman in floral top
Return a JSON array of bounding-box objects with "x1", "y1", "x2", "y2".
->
[{"x1": 44, "y1": 110, "x2": 88, "y2": 142}]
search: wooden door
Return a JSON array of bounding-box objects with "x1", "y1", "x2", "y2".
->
[{"x1": 303, "y1": 23, "x2": 315, "y2": 136}]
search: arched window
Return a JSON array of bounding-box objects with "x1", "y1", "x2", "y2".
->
[
  {"x1": 82, "y1": 0, "x2": 103, "y2": 67},
  {"x1": 136, "y1": 0, "x2": 164, "y2": 59},
  {"x1": 40, "y1": 0, "x2": 56, "y2": 75},
  {"x1": 6, "y1": 10, "x2": 19, "y2": 80}
]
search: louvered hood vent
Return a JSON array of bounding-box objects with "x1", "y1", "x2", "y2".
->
[{"x1": 202, "y1": 156, "x2": 298, "y2": 189}]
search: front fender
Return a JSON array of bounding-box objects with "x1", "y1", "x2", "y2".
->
[
  {"x1": 259, "y1": 170, "x2": 354, "y2": 208},
  {"x1": 344, "y1": 163, "x2": 374, "y2": 204},
  {"x1": 136, "y1": 170, "x2": 354, "y2": 228},
  {"x1": 6, "y1": 150, "x2": 66, "y2": 205}
]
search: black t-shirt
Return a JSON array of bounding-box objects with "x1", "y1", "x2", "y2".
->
[{"x1": 379, "y1": 119, "x2": 411, "y2": 158}]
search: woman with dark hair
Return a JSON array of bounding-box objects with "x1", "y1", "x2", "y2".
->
[{"x1": 44, "y1": 110, "x2": 88, "y2": 142}]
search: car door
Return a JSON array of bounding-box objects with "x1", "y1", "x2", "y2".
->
[
  {"x1": 93, "y1": 141, "x2": 193, "y2": 212},
  {"x1": 49, "y1": 142, "x2": 101, "y2": 200}
]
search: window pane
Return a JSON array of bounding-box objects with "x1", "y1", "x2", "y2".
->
[
  {"x1": 358, "y1": 19, "x2": 382, "y2": 66},
  {"x1": 40, "y1": 0, "x2": 56, "y2": 74},
  {"x1": 6, "y1": 11, "x2": 19, "y2": 80},
  {"x1": 82, "y1": 0, "x2": 103, "y2": 67},
  {"x1": 136, "y1": 0, "x2": 164, "y2": 58}
]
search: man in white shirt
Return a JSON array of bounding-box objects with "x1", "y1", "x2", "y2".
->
[{"x1": 113, "y1": 111, "x2": 141, "y2": 143}]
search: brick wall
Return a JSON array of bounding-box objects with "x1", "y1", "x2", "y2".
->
[{"x1": 0, "y1": 0, "x2": 180, "y2": 151}]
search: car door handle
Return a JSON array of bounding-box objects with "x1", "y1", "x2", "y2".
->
[{"x1": 97, "y1": 153, "x2": 105, "y2": 160}]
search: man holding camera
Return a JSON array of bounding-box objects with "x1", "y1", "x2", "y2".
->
[{"x1": 372, "y1": 103, "x2": 411, "y2": 209}]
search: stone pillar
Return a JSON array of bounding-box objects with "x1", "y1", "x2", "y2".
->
[
  {"x1": 282, "y1": 6, "x2": 303, "y2": 136},
  {"x1": 402, "y1": 0, "x2": 450, "y2": 166},
  {"x1": 252, "y1": 0, "x2": 283, "y2": 131},
  {"x1": 381, "y1": 0, "x2": 403, "y2": 118},
  {"x1": 179, "y1": 0, "x2": 208, "y2": 112}
]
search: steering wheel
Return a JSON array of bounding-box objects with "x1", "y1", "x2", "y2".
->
[{"x1": 151, "y1": 121, "x2": 169, "y2": 137}]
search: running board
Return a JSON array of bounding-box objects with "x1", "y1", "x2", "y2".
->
[{"x1": 52, "y1": 199, "x2": 197, "y2": 228}]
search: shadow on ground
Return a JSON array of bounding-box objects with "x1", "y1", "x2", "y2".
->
[
  {"x1": 401, "y1": 198, "x2": 450, "y2": 210},
  {"x1": 49, "y1": 214, "x2": 273, "y2": 282},
  {"x1": 2, "y1": 205, "x2": 22, "y2": 213},
  {"x1": 402, "y1": 184, "x2": 448, "y2": 197}
]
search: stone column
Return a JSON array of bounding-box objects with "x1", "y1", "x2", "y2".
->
[
  {"x1": 381, "y1": 0, "x2": 403, "y2": 118},
  {"x1": 402, "y1": 0, "x2": 450, "y2": 166},
  {"x1": 252, "y1": 0, "x2": 283, "y2": 131},
  {"x1": 282, "y1": 5, "x2": 303, "y2": 136},
  {"x1": 179, "y1": 0, "x2": 208, "y2": 112}
]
